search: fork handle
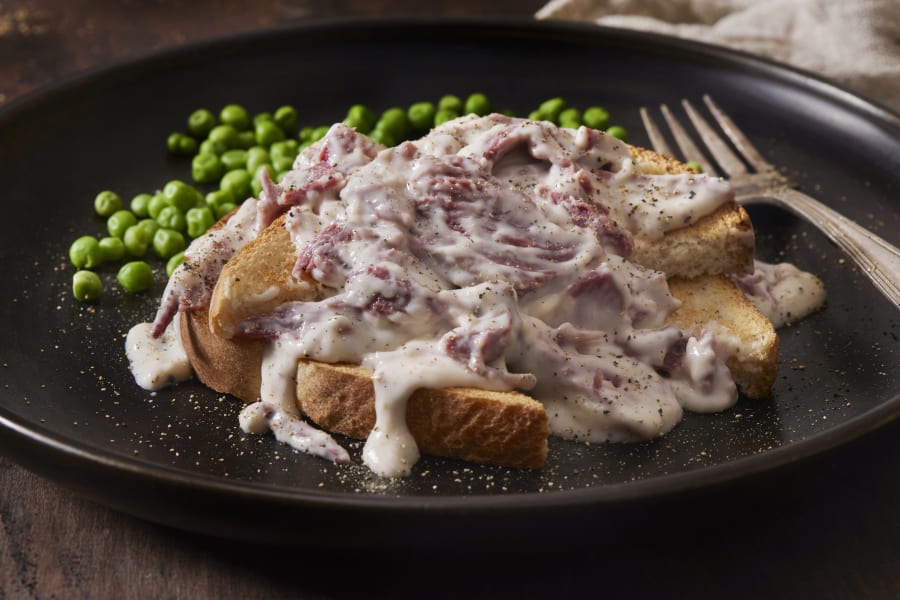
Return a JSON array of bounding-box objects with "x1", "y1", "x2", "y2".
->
[{"x1": 766, "y1": 188, "x2": 900, "y2": 310}]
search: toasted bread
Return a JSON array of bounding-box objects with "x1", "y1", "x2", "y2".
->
[
  {"x1": 207, "y1": 213, "x2": 322, "y2": 338},
  {"x1": 296, "y1": 361, "x2": 549, "y2": 468},
  {"x1": 668, "y1": 275, "x2": 777, "y2": 399},
  {"x1": 180, "y1": 133, "x2": 775, "y2": 470},
  {"x1": 180, "y1": 306, "x2": 264, "y2": 402},
  {"x1": 627, "y1": 145, "x2": 754, "y2": 277}
]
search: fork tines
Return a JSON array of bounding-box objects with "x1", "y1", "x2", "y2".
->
[{"x1": 639, "y1": 95, "x2": 777, "y2": 179}]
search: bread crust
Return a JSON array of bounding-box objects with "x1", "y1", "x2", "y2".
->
[
  {"x1": 296, "y1": 361, "x2": 549, "y2": 468},
  {"x1": 181, "y1": 307, "x2": 264, "y2": 402},
  {"x1": 633, "y1": 202, "x2": 754, "y2": 277}
]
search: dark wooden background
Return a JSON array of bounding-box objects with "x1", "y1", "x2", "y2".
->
[{"x1": 3, "y1": 1, "x2": 900, "y2": 598}]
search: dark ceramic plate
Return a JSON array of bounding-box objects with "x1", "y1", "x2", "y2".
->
[{"x1": 1, "y1": 18, "x2": 898, "y2": 546}]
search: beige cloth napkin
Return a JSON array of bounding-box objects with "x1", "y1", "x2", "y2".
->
[{"x1": 536, "y1": 0, "x2": 900, "y2": 111}]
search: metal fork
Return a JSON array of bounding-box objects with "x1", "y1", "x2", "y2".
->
[{"x1": 640, "y1": 95, "x2": 900, "y2": 310}]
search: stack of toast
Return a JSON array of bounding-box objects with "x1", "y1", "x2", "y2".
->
[{"x1": 170, "y1": 117, "x2": 777, "y2": 471}]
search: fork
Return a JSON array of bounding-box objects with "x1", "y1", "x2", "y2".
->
[{"x1": 640, "y1": 95, "x2": 900, "y2": 310}]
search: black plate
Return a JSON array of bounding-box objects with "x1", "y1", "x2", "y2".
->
[{"x1": 1, "y1": 18, "x2": 898, "y2": 546}]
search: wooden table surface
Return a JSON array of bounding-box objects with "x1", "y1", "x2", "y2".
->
[{"x1": 3, "y1": 2, "x2": 900, "y2": 598}]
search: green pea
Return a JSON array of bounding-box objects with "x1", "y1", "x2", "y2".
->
[
  {"x1": 375, "y1": 108, "x2": 408, "y2": 140},
  {"x1": 269, "y1": 139, "x2": 299, "y2": 163},
  {"x1": 438, "y1": 94, "x2": 463, "y2": 114},
  {"x1": 187, "y1": 108, "x2": 217, "y2": 138},
  {"x1": 407, "y1": 102, "x2": 436, "y2": 132},
  {"x1": 255, "y1": 120, "x2": 285, "y2": 147},
  {"x1": 434, "y1": 108, "x2": 459, "y2": 126},
  {"x1": 166, "y1": 132, "x2": 198, "y2": 155},
  {"x1": 94, "y1": 190, "x2": 122, "y2": 217},
  {"x1": 180, "y1": 135, "x2": 198, "y2": 154},
  {"x1": 685, "y1": 161, "x2": 703, "y2": 173},
  {"x1": 199, "y1": 138, "x2": 227, "y2": 156},
  {"x1": 309, "y1": 126, "x2": 330, "y2": 142},
  {"x1": 298, "y1": 126, "x2": 316, "y2": 142},
  {"x1": 72, "y1": 270, "x2": 103, "y2": 302},
  {"x1": 246, "y1": 146, "x2": 270, "y2": 174},
  {"x1": 606, "y1": 125, "x2": 628, "y2": 141},
  {"x1": 220, "y1": 169, "x2": 252, "y2": 200},
  {"x1": 538, "y1": 97, "x2": 567, "y2": 123},
  {"x1": 186, "y1": 206, "x2": 215, "y2": 238},
  {"x1": 162, "y1": 197, "x2": 191, "y2": 226},
  {"x1": 219, "y1": 104, "x2": 251, "y2": 131},
  {"x1": 283, "y1": 138, "x2": 300, "y2": 154},
  {"x1": 582, "y1": 106, "x2": 610, "y2": 130},
  {"x1": 152, "y1": 228, "x2": 186, "y2": 259},
  {"x1": 274, "y1": 105, "x2": 298, "y2": 133},
  {"x1": 528, "y1": 109, "x2": 544, "y2": 121},
  {"x1": 214, "y1": 202, "x2": 237, "y2": 220},
  {"x1": 107, "y1": 209, "x2": 137, "y2": 239},
  {"x1": 368, "y1": 127, "x2": 397, "y2": 147},
  {"x1": 220, "y1": 149, "x2": 248, "y2": 171},
  {"x1": 272, "y1": 156, "x2": 294, "y2": 173},
  {"x1": 205, "y1": 188, "x2": 235, "y2": 210},
  {"x1": 464, "y1": 93, "x2": 491, "y2": 116},
  {"x1": 69, "y1": 236, "x2": 103, "y2": 269},
  {"x1": 162, "y1": 180, "x2": 203, "y2": 212},
  {"x1": 98, "y1": 236, "x2": 125, "y2": 262},
  {"x1": 137, "y1": 218, "x2": 159, "y2": 239},
  {"x1": 147, "y1": 193, "x2": 168, "y2": 219},
  {"x1": 208, "y1": 124, "x2": 240, "y2": 149},
  {"x1": 559, "y1": 107, "x2": 582, "y2": 129},
  {"x1": 123, "y1": 225, "x2": 150, "y2": 257},
  {"x1": 156, "y1": 206, "x2": 186, "y2": 232},
  {"x1": 191, "y1": 152, "x2": 224, "y2": 184},
  {"x1": 343, "y1": 104, "x2": 376, "y2": 133},
  {"x1": 117, "y1": 261, "x2": 154, "y2": 293},
  {"x1": 236, "y1": 130, "x2": 257, "y2": 149},
  {"x1": 130, "y1": 193, "x2": 153, "y2": 218},
  {"x1": 254, "y1": 112, "x2": 273, "y2": 127},
  {"x1": 166, "y1": 251, "x2": 185, "y2": 277}
]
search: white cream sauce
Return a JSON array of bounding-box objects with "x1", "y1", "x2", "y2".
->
[
  {"x1": 125, "y1": 114, "x2": 823, "y2": 478},
  {"x1": 239, "y1": 342, "x2": 350, "y2": 463},
  {"x1": 125, "y1": 313, "x2": 192, "y2": 391},
  {"x1": 733, "y1": 259, "x2": 827, "y2": 327}
]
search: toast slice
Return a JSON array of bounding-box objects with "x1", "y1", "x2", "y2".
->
[
  {"x1": 668, "y1": 275, "x2": 777, "y2": 399},
  {"x1": 207, "y1": 212, "x2": 323, "y2": 338},
  {"x1": 627, "y1": 145, "x2": 754, "y2": 277},
  {"x1": 207, "y1": 145, "x2": 756, "y2": 340},
  {"x1": 296, "y1": 361, "x2": 549, "y2": 468},
  {"x1": 182, "y1": 307, "x2": 551, "y2": 468}
]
